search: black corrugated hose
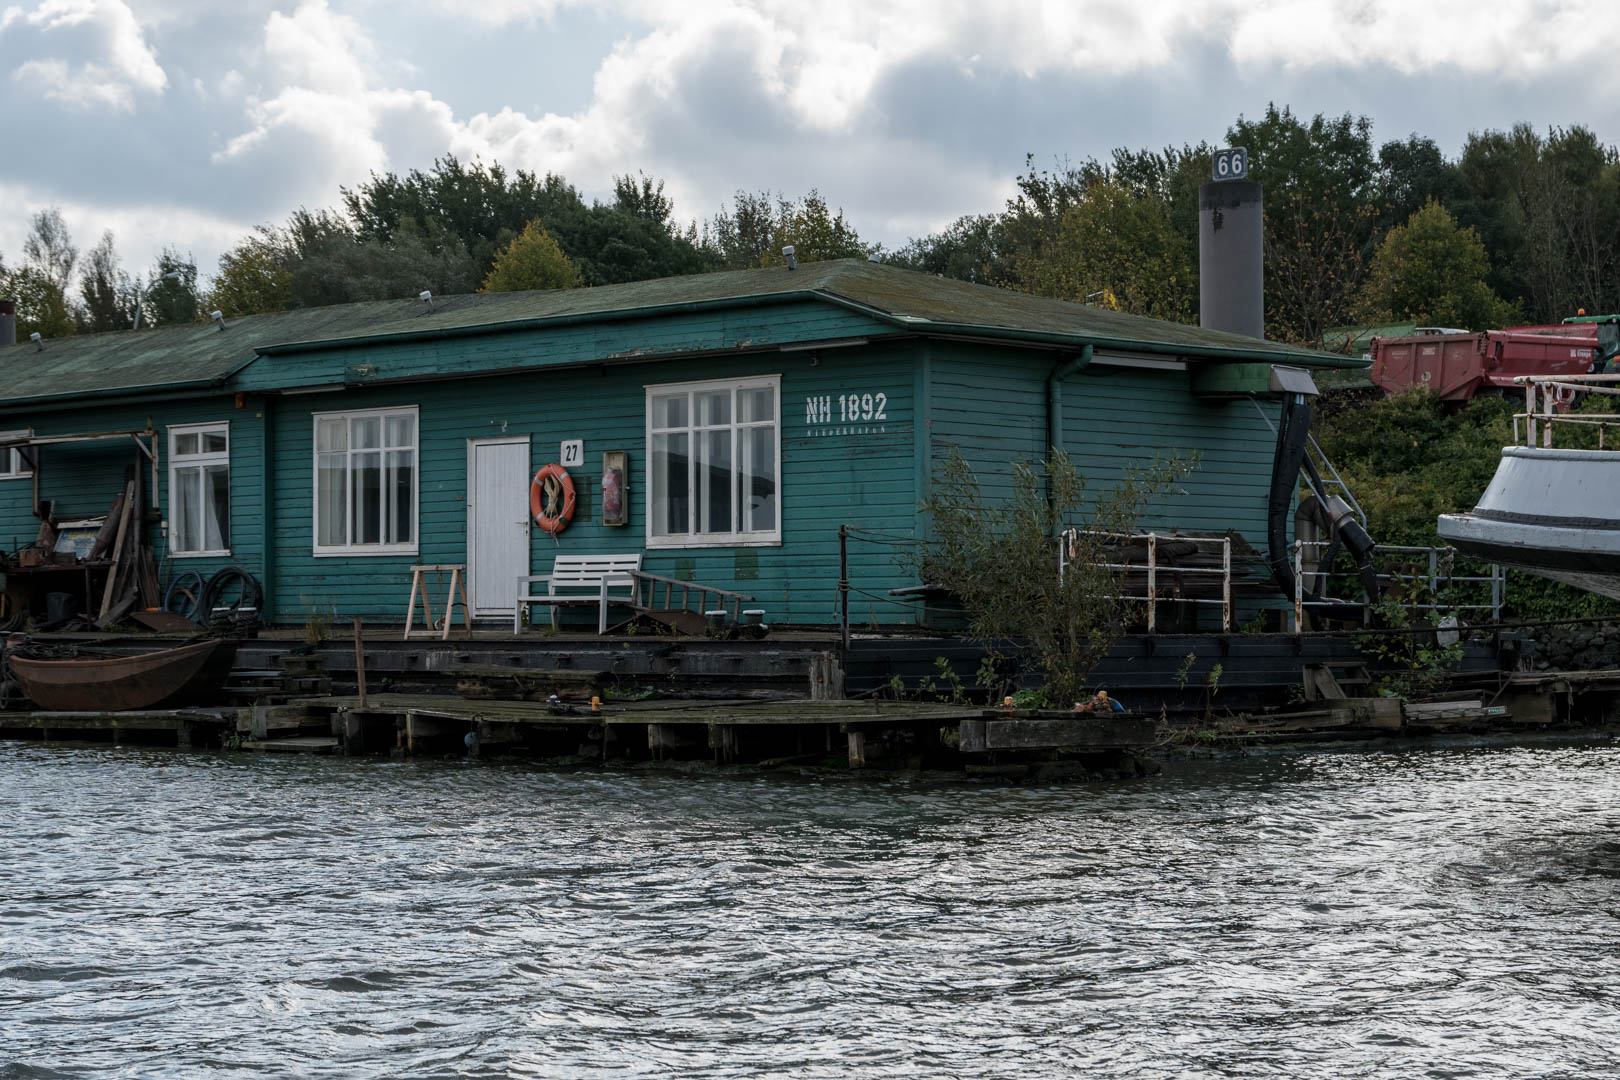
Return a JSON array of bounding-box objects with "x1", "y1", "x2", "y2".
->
[
  {"x1": 197, "y1": 566, "x2": 263, "y2": 622},
  {"x1": 1267, "y1": 394, "x2": 1382, "y2": 609},
  {"x1": 1267, "y1": 393, "x2": 1313, "y2": 599}
]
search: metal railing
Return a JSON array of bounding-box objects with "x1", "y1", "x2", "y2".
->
[
  {"x1": 1515, "y1": 372, "x2": 1620, "y2": 448},
  {"x1": 1290, "y1": 539, "x2": 1504, "y2": 632},
  {"x1": 1060, "y1": 529, "x2": 1233, "y2": 631}
]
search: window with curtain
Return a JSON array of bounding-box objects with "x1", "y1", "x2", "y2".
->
[
  {"x1": 0, "y1": 430, "x2": 31, "y2": 479},
  {"x1": 647, "y1": 376, "x2": 779, "y2": 547},
  {"x1": 169, "y1": 423, "x2": 230, "y2": 556},
  {"x1": 313, "y1": 407, "x2": 418, "y2": 555}
]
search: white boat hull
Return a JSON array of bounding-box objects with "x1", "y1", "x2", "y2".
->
[{"x1": 1437, "y1": 446, "x2": 1620, "y2": 601}]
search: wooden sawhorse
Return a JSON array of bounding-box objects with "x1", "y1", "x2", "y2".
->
[{"x1": 403, "y1": 564, "x2": 472, "y2": 640}]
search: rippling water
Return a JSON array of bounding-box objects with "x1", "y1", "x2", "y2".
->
[{"x1": 2, "y1": 741, "x2": 1619, "y2": 1078}]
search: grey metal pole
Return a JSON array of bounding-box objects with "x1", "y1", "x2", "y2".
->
[{"x1": 838, "y1": 524, "x2": 850, "y2": 650}]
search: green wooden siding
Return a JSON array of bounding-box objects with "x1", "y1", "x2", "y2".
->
[
  {"x1": 265, "y1": 345, "x2": 918, "y2": 627},
  {"x1": 0, "y1": 462, "x2": 38, "y2": 546},
  {"x1": 0, "y1": 398, "x2": 267, "y2": 600},
  {"x1": 927, "y1": 344, "x2": 1049, "y2": 503},
  {"x1": 926, "y1": 346, "x2": 1277, "y2": 550},
  {"x1": 926, "y1": 347, "x2": 1285, "y2": 628},
  {"x1": 1061, "y1": 366, "x2": 1276, "y2": 545},
  {"x1": 1060, "y1": 367, "x2": 1283, "y2": 625},
  {"x1": 0, "y1": 293, "x2": 1299, "y2": 631}
]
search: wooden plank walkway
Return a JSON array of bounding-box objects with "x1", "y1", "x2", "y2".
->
[
  {"x1": 297, "y1": 693, "x2": 981, "y2": 727},
  {"x1": 239, "y1": 736, "x2": 340, "y2": 754},
  {"x1": 0, "y1": 707, "x2": 237, "y2": 747},
  {"x1": 286, "y1": 693, "x2": 1163, "y2": 764}
]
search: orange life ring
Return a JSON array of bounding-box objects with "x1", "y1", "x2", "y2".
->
[{"x1": 530, "y1": 464, "x2": 577, "y2": 534}]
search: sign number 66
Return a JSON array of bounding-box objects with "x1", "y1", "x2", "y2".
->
[{"x1": 1213, "y1": 147, "x2": 1248, "y2": 182}]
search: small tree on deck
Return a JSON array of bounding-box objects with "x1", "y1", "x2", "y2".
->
[{"x1": 913, "y1": 448, "x2": 1189, "y2": 706}]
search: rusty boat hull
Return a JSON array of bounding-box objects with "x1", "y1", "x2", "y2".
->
[{"x1": 9, "y1": 639, "x2": 237, "y2": 712}]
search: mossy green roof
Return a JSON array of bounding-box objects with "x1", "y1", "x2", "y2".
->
[{"x1": 0, "y1": 259, "x2": 1360, "y2": 406}]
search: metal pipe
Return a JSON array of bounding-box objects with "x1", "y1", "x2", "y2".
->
[
  {"x1": 1046, "y1": 345, "x2": 1093, "y2": 532},
  {"x1": 131, "y1": 270, "x2": 183, "y2": 331},
  {"x1": 1222, "y1": 538, "x2": 1232, "y2": 631},
  {"x1": 1146, "y1": 532, "x2": 1157, "y2": 633},
  {"x1": 1293, "y1": 540, "x2": 1304, "y2": 633},
  {"x1": 1046, "y1": 345, "x2": 1093, "y2": 460},
  {"x1": 838, "y1": 524, "x2": 850, "y2": 651}
]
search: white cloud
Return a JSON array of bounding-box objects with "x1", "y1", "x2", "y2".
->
[
  {"x1": 412, "y1": 0, "x2": 1620, "y2": 89},
  {"x1": 7, "y1": 0, "x2": 1620, "y2": 296},
  {"x1": 262, "y1": 0, "x2": 371, "y2": 95},
  {"x1": 210, "y1": 2, "x2": 394, "y2": 206},
  {"x1": 3, "y1": 0, "x2": 166, "y2": 111},
  {"x1": 1226, "y1": 0, "x2": 1620, "y2": 76},
  {"x1": 422, "y1": 0, "x2": 569, "y2": 25},
  {"x1": 215, "y1": 84, "x2": 384, "y2": 177}
]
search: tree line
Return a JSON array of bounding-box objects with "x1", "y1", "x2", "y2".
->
[
  {"x1": 1, "y1": 165, "x2": 872, "y2": 339},
  {"x1": 7, "y1": 103, "x2": 1619, "y2": 344},
  {"x1": 0, "y1": 209, "x2": 201, "y2": 339},
  {"x1": 889, "y1": 105, "x2": 1620, "y2": 343}
]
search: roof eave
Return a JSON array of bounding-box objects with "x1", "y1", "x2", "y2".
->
[
  {"x1": 249, "y1": 280, "x2": 1364, "y2": 369},
  {"x1": 0, "y1": 376, "x2": 229, "y2": 410},
  {"x1": 253, "y1": 289, "x2": 837, "y2": 357},
  {"x1": 831, "y1": 310, "x2": 1365, "y2": 368},
  {"x1": 797, "y1": 288, "x2": 1361, "y2": 368},
  {"x1": 0, "y1": 350, "x2": 260, "y2": 410}
]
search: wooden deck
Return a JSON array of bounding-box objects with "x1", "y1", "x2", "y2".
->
[
  {"x1": 0, "y1": 706, "x2": 235, "y2": 747},
  {"x1": 8, "y1": 654, "x2": 1616, "y2": 769},
  {"x1": 300, "y1": 693, "x2": 977, "y2": 726},
  {"x1": 282, "y1": 693, "x2": 1160, "y2": 766}
]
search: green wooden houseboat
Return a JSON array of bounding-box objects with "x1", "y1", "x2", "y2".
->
[{"x1": 0, "y1": 260, "x2": 1359, "y2": 629}]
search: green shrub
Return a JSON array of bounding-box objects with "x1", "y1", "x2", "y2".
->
[{"x1": 913, "y1": 447, "x2": 1190, "y2": 704}]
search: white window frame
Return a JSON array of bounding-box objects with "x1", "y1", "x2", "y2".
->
[
  {"x1": 168, "y1": 422, "x2": 231, "y2": 558},
  {"x1": 645, "y1": 374, "x2": 782, "y2": 549},
  {"x1": 0, "y1": 429, "x2": 33, "y2": 480},
  {"x1": 312, "y1": 405, "x2": 420, "y2": 557}
]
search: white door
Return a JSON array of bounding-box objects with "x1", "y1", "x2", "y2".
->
[{"x1": 467, "y1": 437, "x2": 531, "y2": 619}]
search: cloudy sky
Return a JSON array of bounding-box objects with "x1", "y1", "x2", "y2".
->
[{"x1": 3, "y1": 0, "x2": 1619, "y2": 286}]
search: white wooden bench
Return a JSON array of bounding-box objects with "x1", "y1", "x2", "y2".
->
[{"x1": 515, "y1": 553, "x2": 643, "y2": 634}]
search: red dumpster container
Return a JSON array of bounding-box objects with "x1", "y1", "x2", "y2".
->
[{"x1": 1369, "y1": 328, "x2": 1597, "y2": 406}]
